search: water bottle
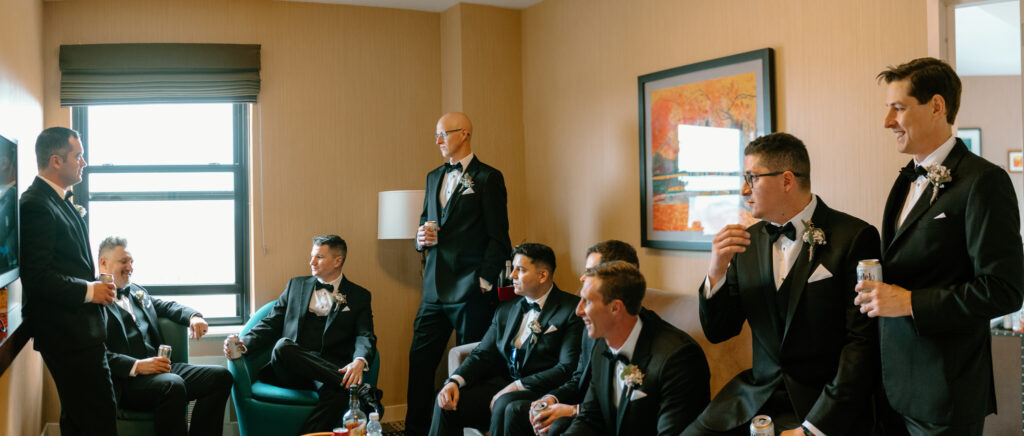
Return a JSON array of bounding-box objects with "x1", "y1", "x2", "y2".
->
[{"x1": 366, "y1": 412, "x2": 382, "y2": 436}]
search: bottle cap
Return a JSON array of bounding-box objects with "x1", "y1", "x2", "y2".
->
[{"x1": 369, "y1": 412, "x2": 380, "y2": 420}]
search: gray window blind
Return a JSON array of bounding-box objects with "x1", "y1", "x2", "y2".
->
[{"x1": 60, "y1": 43, "x2": 261, "y2": 106}]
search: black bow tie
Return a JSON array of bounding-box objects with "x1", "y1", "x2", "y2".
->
[
  {"x1": 445, "y1": 162, "x2": 463, "y2": 173},
  {"x1": 117, "y1": 287, "x2": 130, "y2": 298},
  {"x1": 520, "y1": 299, "x2": 541, "y2": 313},
  {"x1": 314, "y1": 281, "x2": 334, "y2": 292},
  {"x1": 603, "y1": 350, "x2": 629, "y2": 365},
  {"x1": 64, "y1": 191, "x2": 74, "y2": 201},
  {"x1": 765, "y1": 222, "x2": 796, "y2": 243},
  {"x1": 899, "y1": 165, "x2": 928, "y2": 182}
]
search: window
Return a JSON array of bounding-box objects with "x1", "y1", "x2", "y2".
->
[{"x1": 72, "y1": 103, "x2": 250, "y2": 325}]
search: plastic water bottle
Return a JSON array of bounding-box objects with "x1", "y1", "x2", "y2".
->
[{"x1": 366, "y1": 412, "x2": 382, "y2": 436}]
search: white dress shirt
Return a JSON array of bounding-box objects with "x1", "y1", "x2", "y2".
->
[
  {"x1": 308, "y1": 273, "x2": 345, "y2": 317},
  {"x1": 606, "y1": 317, "x2": 644, "y2": 408},
  {"x1": 440, "y1": 153, "x2": 475, "y2": 208},
  {"x1": 897, "y1": 136, "x2": 956, "y2": 228}
]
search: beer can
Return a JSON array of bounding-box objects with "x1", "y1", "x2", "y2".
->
[
  {"x1": 98, "y1": 273, "x2": 113, "y2": 284},
  {"x1": 158, "y1": 344, "x2": 172, "y2": 360},
  {"x1": 227, "y1": 334, "x2": 243, "y2": 359},
  {"x1": 750, "y1": 415, "x2": 774, "y2": 436},
  {"x1": 424, "y1": 220, "x2": 439, "y2": 246},
  {"x1": 531, "y1": 401, "x2": 548, "y2": 420},
  {"x1": 332, "y1": 427, "x2": 349, "y2": 436},
  {"x1": 856, "y1": 259, "x2": 883, "y2": 284}
]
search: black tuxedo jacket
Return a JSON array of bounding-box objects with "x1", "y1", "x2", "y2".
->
[
  {"x1": 696, "y1": 197, "x2": 880, "y2": 434},
  {"x1": 879, "y1": 140, "x2": 1024, "y2": 424},
  {"x1": 418, "y1": 156, "x2": 511, "y2": 304},
  {"x1": 20, "y1": 176, "x2": 104, "y2": 351},
  {"x1": 242, "y1": 275, "x2": 377, "y2": 368},
  {"x1": 546, "y1": 332, "x2": 597, "y2": 404},
  {"x1": 565, "y1": 309, "x2": 710, "y2": 436},
  {"x1": 454, "y1": 285, "x2": 582, "y2": 393},
  {"x1": 104, "y1": 284, "x2": 199, "y2": 376}
]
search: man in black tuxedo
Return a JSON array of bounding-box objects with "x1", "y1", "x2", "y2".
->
[
  {"x1": 683, "y1": 133, "x2": 881, "y2": 436},
  {"x1": 431, "y1": 243, "x2": 582, "y2": 436},
  {"x1": 227, "y1": 235, "x2": 377, "y2": 433},
  {"x1": 407, "y1": 111, "x2": 512, "y2": 435},
  {"x1": 565, "y1": 261, "x2": 710, "y2": 436},
  {"x1": 854, "y1": 57, "x2": 1024, "y2": 436},
  {"x1": 505, "y1": 240, "x2": 640, "y2": 436},
  {"x1": 20, "y1": 126, "x2": 118, "y2": 435},
  {"x1": 99, "y1": 236, "x2": 232, "y2": 436}
]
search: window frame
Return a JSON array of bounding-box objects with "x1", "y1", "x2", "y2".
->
[{"x1": 71, "y1": 104, "x2": 251, "y2": 326}]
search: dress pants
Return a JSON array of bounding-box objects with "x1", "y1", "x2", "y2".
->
[
  {"x1": 406, "y1": 294, "x2": 494, "y2": 436},
  {"x1": 42, "y1": 344, "x2": 118, "y2": 436},
  {"x1": 267, "y1": 337, "x2": 352, "y2": 433},
  {"x1": 118, "y1": 362, "x2": 233, "y2": 436},
  {"x1": 874, "y1": 399, "x2": 984, "y2": 436},
  {"x1": 428, "y1": 376, "x2": 539, "y2": 436},
  {"x1": 504, "y1": 399, "x2": 573, "y2": 436},
  {"x1": 682, "y1": 389, "x2": 801, "y2": 436}
]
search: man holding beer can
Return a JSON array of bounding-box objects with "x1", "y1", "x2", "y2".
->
[
  {"x1": 856, "y1": 58, "x2": 1024, "y2": 435},
  {"x1": 98, "y1": 236, "x2": 233, "y2": 436},
  {"x1": 683, "y1": 133, "x2": 881, "y2": 436}
]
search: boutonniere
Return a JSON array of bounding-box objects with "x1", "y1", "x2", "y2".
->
[
  {"x1": 73, "y1": 204, "x2": 87, "y2": 217},
  {"x1": 802, "y1": 220, "x2": 827, "y2": 263},
  {"x1": 134, "y1": 290, "x2": 151, "y2": 308},
  {"x1": 620, "y1": 364, "x2": 644, "y2": 390},
  {"x1": 459, "y1": 173, "x2": 474, "y2": 191},
  {"x1": 923, "y1": 164, "x2": 952, "y2": 204},
  {"x1": 528, "y1": 320, "x2": 542, "y2": 344},
  {"x1": 332, "y1": 293, "x2": 347, "y2": 312}
]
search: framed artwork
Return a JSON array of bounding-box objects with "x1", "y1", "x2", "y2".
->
[
  {"x1": 959, "y1": 127, "x2": 981, "y2": 156},
  {"x1": 1009, "y1": 150, "x2": 1023, "y2": 173},
  {"x1": 638, "y1": 48, "x2": 775, "y2": 251}
]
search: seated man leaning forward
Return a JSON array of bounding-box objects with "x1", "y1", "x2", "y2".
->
[
  {"x1": 99, "y1": 236, "x2": 233, "y2": 436},
  {"x1": 564, "y1": 261, "x2": 710, "y2": 436},
  {"x1": 224, "y1": 235, "x2": 377, "y2": 434},
  {"x1": 431, "y1": 243, "x2": 583, "y2": 436}
]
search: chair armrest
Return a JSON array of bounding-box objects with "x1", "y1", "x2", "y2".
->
[
  {"x1": 447, "y1": 342, "x2": 480, "y2": 376},
  {"x1": 157, "y1": 318, "x2": 189, "y2": 365},
  {"x1": 228, "y1": 356, "x2": 254, "y2": 400}
]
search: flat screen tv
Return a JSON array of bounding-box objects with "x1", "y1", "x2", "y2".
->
[{"x1": 0, "y1": 133, "x2": 18, "y2": 289}]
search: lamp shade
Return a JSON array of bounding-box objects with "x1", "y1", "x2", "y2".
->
[{"x1": 378, "y1": 190, "x2": 425, "y2": 239}]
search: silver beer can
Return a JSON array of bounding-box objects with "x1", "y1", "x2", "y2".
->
[
  {"x1": 98, "y1": 273, "x2": 113, "y2": 284},
  {"x1": 424, "y1": 220, "x2": 440, "y2": 246},
  {"x1": 227, "y1": 334, "x2": 243, "y2": 360},
  {"x1": 857, "y1": 259, "x2": 883, "y2": 284},
  {"x1": 750, "y1": 415, "x2": 774, "y2": 436},
  {"x1": 531, "y1": 401, "x2": 548, "y2": 420},
  {"x1": 158, "y1": 344, "x2": 172, "y2": 360}
]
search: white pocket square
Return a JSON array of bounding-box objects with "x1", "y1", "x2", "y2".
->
[
  {"x1": 933, "y1": 212, "x2": 947, "y2": 219},
  {"x1": 808, "y1": 265, "x2": 833, "y2": 283},
  {"x1": 341, "y1": 306, "x2": 351, "y2": 312},
  {"x1": 462, "y1": 188, "x2": 475, "y2": 195},
  {"x1": 630, "y1": 390, "x2": 647, "y2": 401},
  {"x1": 544, "y1": 325, "x2": 558, "y2": 334}
]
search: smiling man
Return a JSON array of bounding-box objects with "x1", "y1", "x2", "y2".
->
[{"x1": 856, "y1": 58, "x2": 1023, "y2": 436}]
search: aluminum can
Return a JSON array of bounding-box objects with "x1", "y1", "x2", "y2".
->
[
  {"x1": 98, "y1": 273, "x2": 113, "y2": 284},
  {"x1": 531, "y1": 401, "x2": 548, "y2": 420},
  {"x1": 750, "y1": 415, "x2": 774, "y2": 436},
  {"x1": 856, "y1": 259, "x2": 883, "y2": 284},
  {"x1": 332, "y1": 427, "x2": 349, "y2": 436},
  {"x1": 158, "y1": 344, "x2": 172, "y2": 360},
  {"x1": 227, "y1": 334, "x2": 243, "y2": 360},
  {"x1": 424, "y1": 220, "x2": 439, "y2": 246}
]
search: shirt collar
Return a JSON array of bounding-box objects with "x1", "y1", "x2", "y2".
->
[
  {"x1": 769, "y1": 194, "x2": 818, "y2": 242},
  {"x1": 317, "y1": 273, "x2": 344, "y2": 292},
  {"x1": 449, "y1": 153, "x2": 474, "y2": 172},
  {"x1": 607, "y1": 316, "x2": 644, "y2": 361},
  {"x1": 38, "y1": 176, "x2": 68, "y2": 199},
  {"x1": 525, "y1": 284, "x2": 554, "y2": 309},
  {"x1": 915, "y1": 135, "x2": 957, "y2": 168}
]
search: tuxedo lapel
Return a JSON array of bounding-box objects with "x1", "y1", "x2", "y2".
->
[
  {"x1": 325, "y1": 277, "x2": 350, "y2": 330},
  {"x1": 781, "y1": 200, "x2": 829, "y2": 341},
  {"x1": 616, "y1": 332, "x2": 653, "y2": 436},
  {"x1": 881, "y1": 166, "x2": 912, "y2": 251},
  {"x1": 594, "y1": 343, "x2": 618, "y2": 432},
  {"x1": 746, "y1": 226, "x2": 783, "y2": 345},
  {"x1": 521, "y1": 286, "x2": 561, "y2": 365},
  {"x1": 427, "y1": 169, "x2": 444, "y2": 223},
  {"x1": 441, "y1": 157, "x2": 478, "y2": 226},
  {"x1": 499, "y1": 300, "x2": 522, "y2": 355},
  {"x1": 295, "y1": 277, "x2": 317, "y2": 333},
  {"x1": 891, "y1": 183, "x2": 933, "y2": 244},
  {"x1": 107, "y1": 303, "x2": 130, "y2": 342},
  {"x1": 49, "y1": 190, "x2": 92, "y2": 267},
  {"x1": 888, "y1": 142, "x2": 968, "y2": 252}
]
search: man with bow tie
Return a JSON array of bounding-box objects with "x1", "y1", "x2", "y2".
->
[
  {"x1": 21, "y1": 126, "x2": 119, "y2": 435},
  {"x1": 564, "y1": 261, "x2": 709, "y2": 436},
  {"x1": 431, "y1": 243, "x2": 581, "y2": 436},
  {"x1": 408, "y1": 112, "x2": 512, "y2": 435},
  {"x1": 98, "y1": 236, "x2": 232, "y2": 436},
  {"x1": 226, "y1": 235, "x2": 377, "y2": 433},
  {"x1": 855, "y1": 58, "x2": 1023, "y2": 436},
  {"x1": 684, "y1": 132, "x2": 880, "y2": 436}
]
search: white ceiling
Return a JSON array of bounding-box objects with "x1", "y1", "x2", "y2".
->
[
  {"x1": 280, "y1": 0, "x2": 542, "y2": 12},
  {"x1": 955, "y1": 0, "x2": 1021, "y2": 76}
]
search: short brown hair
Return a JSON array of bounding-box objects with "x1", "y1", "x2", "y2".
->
[
  {"x1": 585, "y1": 240, "x2": 639, "y2": 268},
  {"x1": 744, "y1": 132, "x2": 811, "y2": 191},
  {"x1": 584, "y1": 260, "x2": 645, "y2": 315},
  {"x1": 877, "y1": 57, "x2": 961, "y2": 124}
]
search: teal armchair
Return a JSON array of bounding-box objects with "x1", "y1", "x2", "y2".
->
[
  {"x1": 228, "y1": 301, "x2": 380, "y2": 436},
  {"x1": 115, "y1": 317, "x2": 191, "y2": 435}
]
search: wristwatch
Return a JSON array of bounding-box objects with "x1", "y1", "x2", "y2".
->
[{"x1": 801, "y1": 426, "x2": 814, "y2": 436}]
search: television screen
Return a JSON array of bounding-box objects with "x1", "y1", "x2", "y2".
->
[{"x1": 0, "y1": 133, "x2": 18, "y2": 289}]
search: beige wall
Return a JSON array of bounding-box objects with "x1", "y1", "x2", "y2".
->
[
  {"x1": 959, "y1": 75, "x2": 1024, "y2": 208},
  {"x1": 521, "y1": 0, "x2": 929, "y2": 290},
  {"x1": 0, "y1": 0, "x2": 46, "y2": 433}
]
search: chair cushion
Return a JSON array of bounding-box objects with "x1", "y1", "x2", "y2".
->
[{"x1": 251, "y1": 381, "x2": 319, "y2": 405}]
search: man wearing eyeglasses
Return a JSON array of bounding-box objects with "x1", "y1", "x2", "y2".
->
[
  {"x1": 683, "y1": 132, "x2": 881, "y2": 436},
  {"x1": 406, "y1": 112, "x2": 512, "y2": 436}
]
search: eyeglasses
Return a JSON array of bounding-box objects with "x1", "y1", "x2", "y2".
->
[
  {"x1": 742, "y1": 171, "x2": 802, "y2": 187},
  {"x1": 435, "y1": 128, "x2": 464, "y2": 141}
]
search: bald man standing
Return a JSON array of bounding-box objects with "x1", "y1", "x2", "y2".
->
[{"x1": 406, "y1": 112, "x2": 512, "y2": 435}]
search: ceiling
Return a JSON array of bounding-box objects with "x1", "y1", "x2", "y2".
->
[
  {"x1": 955, "y1": 0, "x2": 1021, "y2": 76},
  {"x1": 280, "y1": 0, "x2": 542, "y2": 12}
]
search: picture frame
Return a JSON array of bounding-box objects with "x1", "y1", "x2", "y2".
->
[
  {"x1": 959, "y1": 127, "x2": 982, "y2": 156},
  {"x1": 1009, "y1": 150, "x2": 1023, "y2": 173},
  {"x1": 638, "y1": 48, "x2": 775, "y2": 251}
]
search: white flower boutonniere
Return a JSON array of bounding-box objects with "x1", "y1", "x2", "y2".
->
[
  {"x1": 620, "y1": 364, "x2": 644, "y2": 390},
  {"x1": 332, "y1": 293, "x2": 347, "y2": 312},
  {"x1": 923, "y1": 164, "x2": 952, "y2": 204},
  {"x1": 528, "y1": 320, "x2": 542, "y2": 344},
  {"x1": 73, "y1": 204, "x2": 87, "y2": 218},
  {"x1": 802, "y1": 220, "x2": 827, "y2": 263},
  {"x1": 459, "y1": 173, "x2": 474, "y2": 191},
  {"x1": 134, "y1": 290, "x2": 151, "y2": 308}
]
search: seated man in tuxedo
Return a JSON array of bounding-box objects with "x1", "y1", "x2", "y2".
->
[
  {"x1": 503, "y1": 240, "x2": 640, "y2": 436},
  {"x1": 684, "y1": 132, "x2": 880, "y2": 436},
  {"x1": 225, "y1": 235, "x2": 377, "y2": 433},
  {"x1": 564, "y1": 261, "x2": 710, "y2": 436},
  {"x1": 98, "y1": 236, "x2": 233, "y2": 436},
  {"x1": 432, "y1": 243, "x2": 583, "y2": 436}
]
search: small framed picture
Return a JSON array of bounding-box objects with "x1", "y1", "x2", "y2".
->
[
  {"x1": 1009, "y1": 150, "x2": 1023, "y2": 173},
  {"x1": 959, "y1": 127, "x2": 981, "y2": 156}
]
